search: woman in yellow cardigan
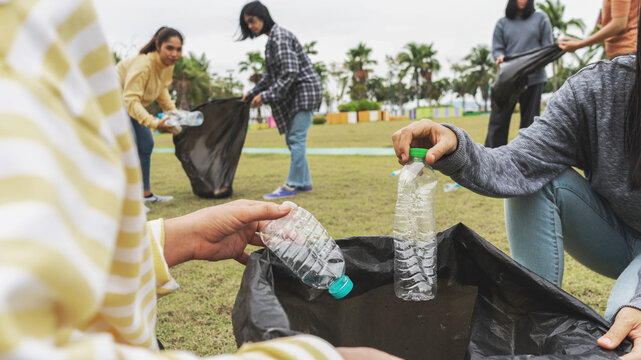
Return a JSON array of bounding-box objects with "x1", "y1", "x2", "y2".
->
[{"x1": 117, "y1": 27, "x2": 182, "y2": 204}]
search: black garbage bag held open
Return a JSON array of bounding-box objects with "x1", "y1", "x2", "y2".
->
[
  {"x1": 491, "y1": 44, "x2": 564, "y2": 113},
  {"x1": 173, "y1": 98, "x2": 250, "y2": 198},
  {"x1": 232, "y1": 223, "x2": 632, "y2": 360}
]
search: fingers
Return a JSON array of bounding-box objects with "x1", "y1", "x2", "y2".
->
[
  {"x1": 621, "y1": 338, "x2": 641, "y2": 360},
  {"x1": 427, "y1": 140, "x2": 450, "y2": 165},
  {"x1": 392, "y1": 119, "x2": 457, "y2": 165},
  {"x1": 234, "y1": 251, "x2": 250, "y2": 265},
  {"x1": 392, "y1": 119, "x2": 432, "y2": 164},
  {"x1": 241, "y1": 93, "x2": 248, "y2": 101},
  {"x1": 231, "y1": 201, "x2": 291, "y2": 226},
  {"x1": 599, "y1": 308, "x2": 638, "y2": 350}
]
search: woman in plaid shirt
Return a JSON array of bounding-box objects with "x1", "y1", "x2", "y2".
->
[{"x1": 239, "y1": 1, "x2": 322, "y2": 200}]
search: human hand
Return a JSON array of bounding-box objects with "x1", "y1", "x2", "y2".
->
[
  {"x1": 495, "y1": 55, "x2": 505, "y2": 66},
  {"x1": 558, "y1": 37, "x2": 583, "y2": 53},
  {"x1": 163, "y1": 200, "x2": 291, "y2": 267},
  {"x1": 241, "y1": 93, "x2": 250, "y2": 101},
  {"x1": 251, "y1": 93, "x2": 263, "y2": 107},
  {"x1": 392, "y1": 118, "x2": 458, "y2": 165},
  {"x1": 156, "y1": 118, "x2": 179, "y2": 134},
  {"x1": 337, "y1": 347, "x2": 404, "y2": 360},
  {"x1": 597, "y1": 307, "x2": 641, "y2": 359}
]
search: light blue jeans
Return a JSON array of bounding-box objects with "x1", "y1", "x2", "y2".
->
[
  {"x1": 505, "y1": 168, "x2": 641, "y2": 321},
  {"x1": 285, "y1": 111, "x2": 312, "y2": 188}
]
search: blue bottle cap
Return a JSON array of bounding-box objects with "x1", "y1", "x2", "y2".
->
[
  {"x1": 158, "y1": 112, "x2": 163, "y2": 119},
  {"x1": 328, "y1": 275, "x2": 353, "y2": 299}
]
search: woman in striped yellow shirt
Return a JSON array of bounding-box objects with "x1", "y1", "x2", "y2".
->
[{"x1": 0, "y1": 1, "x2": 399, "y2": 359}]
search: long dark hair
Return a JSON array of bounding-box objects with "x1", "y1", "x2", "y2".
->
[
  {"x1": 505, "y1": 0, "x2": 535, "y2": 19},
  {"x1": 139, "y1": 27, "x2": 183, "y2": 54},
  {"x1": 238, "y1": 1, "x2": 275, "y2": 40},
  {"x1": 624, "y1": 6, "x2": 641, "y2": 190}
]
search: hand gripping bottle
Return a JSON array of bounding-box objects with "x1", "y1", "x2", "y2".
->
[
  {"x1": 158, "y1": 110, "x2": 204, "y2": 133},
  {"x1": 259, "y1": 201, "x2": 353, "y2": 299},
  {"x1": 393, "y1": 148, "x2": 438, "y2": 301}
]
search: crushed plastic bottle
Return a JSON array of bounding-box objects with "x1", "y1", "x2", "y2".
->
[
  {"x1": 393, "y1": 147, "x2": 438, "y2": 301},
  {"x1": 443, "y1": 183, "x2": 461, "y2": 192},
  {"x1": 158, "y1": 110, "x2": 204, "y2": 133},
  {"x1": 259, "y1": 201, "x2": 353, "y2": 299},
  {"x1": 391, "y1": 169, "x2": 402, "y2": 177}
]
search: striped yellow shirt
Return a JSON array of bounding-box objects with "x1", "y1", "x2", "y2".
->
[{"x1": 0, "y1": 1, "x2": 340, "y2": 359}]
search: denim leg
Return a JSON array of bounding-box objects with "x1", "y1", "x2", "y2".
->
[
  {"x1": 606, "y1": 251, "x2": 641, "y2": 321},
  {"x1": 505, "y1": 169, "x2": 632, "y2": 297},
  {"x1": 129, "y1": 118, "x2": 154, "y2": 191},
  {"x1": 285, "y1": 111, "x2": 312, "y2": 187}
]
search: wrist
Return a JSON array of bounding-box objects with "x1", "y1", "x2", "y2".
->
[{"x1": 163, "y1": 216, "x2": 198, "y2": 267}]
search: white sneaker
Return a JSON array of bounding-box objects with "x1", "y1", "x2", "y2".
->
[{"x1": 144, "y1": 194, "x2": 174, "y2": 204}]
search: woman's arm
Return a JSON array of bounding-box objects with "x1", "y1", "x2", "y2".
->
[
  {"x1": 157, "y1": 87, "x2": 177, "y2": 113},
  {"x1": 559, "y1": 1, "x2": 630, "y2": 53},
  {"x1": 122, "y1": 60, "x2": 160, "y2": 127},
  {"x1": 259, "y1": 39, "x2": 300, "y2": 103},
  {"x1": 492, "y1": 20, "x2": 506, "y2": 65},
  {"x1": 540, "y1": 13, "x2": 554, "y2": 46}
]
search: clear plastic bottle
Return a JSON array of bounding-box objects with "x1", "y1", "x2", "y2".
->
[
  {"x1": 393, "y1": 147, "x2": 438, "y2": 301},
  {"x1": 158, "y1": 110, "x2": 204, "y2": 133},
  {"x1": 259, "y1": 201, "x2": 353, "y2": 299}
]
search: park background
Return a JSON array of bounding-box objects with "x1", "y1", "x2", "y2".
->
[{"x1": 93, "y1": 0, "x2": 617, "y2": 356}]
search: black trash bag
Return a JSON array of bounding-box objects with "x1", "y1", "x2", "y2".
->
[
  {"x1": 173, "y1": 98, "x2": 250, "y2": 198},
  {"x1": 491, "y1": 44, "x2": 564, "y2": 112},
  {"x1": 232, "y1": 223, "x2": 632, "y2": 360}
]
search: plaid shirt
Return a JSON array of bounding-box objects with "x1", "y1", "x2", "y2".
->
[{"x1": 249, "y1": 24, "x2": 322, "y2": 134}]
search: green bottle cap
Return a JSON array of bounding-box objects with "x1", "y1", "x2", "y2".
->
[
  {"x1": 328, "y1": 275, "x2": 353, "y2": 299},
  {"x1": 409, "y1": 148, "x2": 428, "y2": 158}
]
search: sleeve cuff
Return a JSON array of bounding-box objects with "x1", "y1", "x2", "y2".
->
[
  {"x1": 147, "y1": 219, "x2": 179, "y2": 296},
  {"x1": 259, "y1": 90, "x2": 271, "y2": 103},
  {"x1": 236, "y1": 335, "x2": 343, "y2": 360},
  {"x1": 431, "y1": 123, "x2": 470, "y2": 176}
]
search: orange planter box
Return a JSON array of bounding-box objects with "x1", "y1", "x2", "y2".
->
[
  {"x1": 357, "y1": 111, "x2": 370, "y2": 122},
  {"x1": 327, "y1": 113, "x2": 348, "y2": 125}
]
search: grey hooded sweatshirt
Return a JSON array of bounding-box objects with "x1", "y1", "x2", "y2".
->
[{"x1": 434, "y1": 55, "x2": 641, "y2": 315}]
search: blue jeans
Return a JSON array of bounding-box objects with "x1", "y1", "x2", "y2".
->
[
  {"x1": 285, "y1": 111, "x2": 312, "y2": 187},
  {"x1": 130, "y1": 117, "x2": 154, "y2": 191},
  {"x1": 505, "y1": 168, "x2": 641, "y2": 321}
]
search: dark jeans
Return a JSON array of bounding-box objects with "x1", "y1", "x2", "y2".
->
[
  {"x1": 485, "y1": 83, "x2": 543, "y2": 148},
  {"x1": 130, "y1": 117, "x2": 154, "y2": 191}
]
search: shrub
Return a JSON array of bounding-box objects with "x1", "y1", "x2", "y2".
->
[
  {"x1": 312, "y1": 115, "x2": 326, "y2": 125},
  {"x1": 337, "y1": 99, "x2": 381, "y2": 112}
]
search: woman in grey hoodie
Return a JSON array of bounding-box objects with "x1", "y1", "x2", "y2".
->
[
  {"x1": 392, "y1": 12, "x2": 641, "y2": 358},
  {"x1": 486, "y1": 0, "x2": 553, "y2": 148}
]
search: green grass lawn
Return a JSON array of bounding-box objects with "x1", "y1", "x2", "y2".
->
[{"x1": 151, "y1": 115, "x2": 615, "y2": 356}]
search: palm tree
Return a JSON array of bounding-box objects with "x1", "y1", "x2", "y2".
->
[
  {"x1": 344, "y1": 43, "x2": 377, "y2": 100},
  {"x1": 171, "y1": 52, "x2": 213, "y2": 110},
  {"x1": 238, "y1": 51, "x2": 265, "y2": 85},
  {"x1": 328, "y1": 62, "x2": 349, "y2": 112},
  {"x1": 427, "y1": 78, "x2": 450, "y2": 106},
  {"x1": 238, "y1": 51, "x2": 265, "y2": 121},
  {"x1": 464, "y1": 45, "x2": 495, "y2": 112},
  {"x1": 397, "y1": 42, "x2": 440, "y2": 107},
  {"x1": 537, "y1": 0, "x2": 585, "y2": 91},
  {"x1": 304, "y1": 41, "x2": 328, "y2": 90}
]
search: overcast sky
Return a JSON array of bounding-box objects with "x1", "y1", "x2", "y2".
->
[{"x1": 94, "y1": 0, "x2": 603, "y2": 93}]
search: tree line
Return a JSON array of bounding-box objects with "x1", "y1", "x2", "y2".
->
[{"x1": 115, "y1": 0, "x2": 605, "y2": 113}]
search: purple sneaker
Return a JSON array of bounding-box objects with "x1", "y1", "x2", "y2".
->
[
  {"x1": 296, "y1": 184, "x2": 313, "y2": 192},
  {"x1": 263, "y1": 186, "x2": 297, "y2": 200}
]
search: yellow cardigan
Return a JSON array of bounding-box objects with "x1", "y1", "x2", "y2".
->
[{"x1": 116, "y1": 51, "x2": 177, "y2": 128}]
